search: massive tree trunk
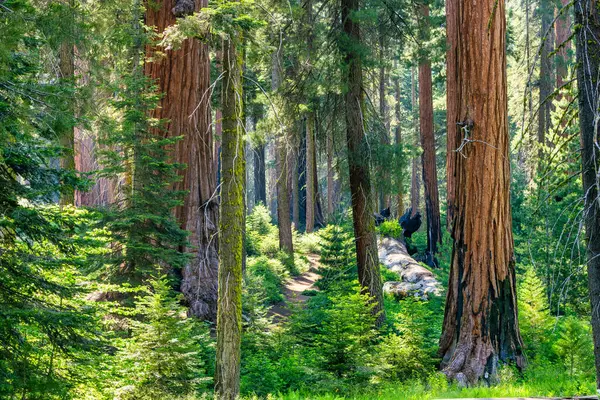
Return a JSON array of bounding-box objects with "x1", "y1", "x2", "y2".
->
[
  {"x1": 215, "y1": 31, "x2": 244, "y2": 400},
  {"x1": 273, "y1": 50, "x2": 294, "y2": 253},
  {"x1": 575, "y1": 0, "x2": 600, "y2": 390},
  {"x1": 306, "y1": 112, "x2": 316, "y2": 232},
  {"x1": 439, "y1": 0, "x2": 525, "y2": 384},
  {"x1": 393, "y1": 61, "x2": 404, "y2": 216},
  {"x1": 446, "y1": 0, "x2": 458, "y2": 229},
  {"x1": 410, "y1": 66, "x2": 421, "y2": 217},
  {"x1": 341, "y1": 0, "x2": 384, "y2": 326},
  {"x1": 144, "y1": 0, "x2": 219, "y2": 321},
  {"x1": 538, "y1": 0, "x2": 554, "y2": 148},
  {"x1": 418, "y1": 4, "x2": 442, "y2": 257}
]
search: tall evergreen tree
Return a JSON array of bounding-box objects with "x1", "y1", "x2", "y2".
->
[
  {"x1": 440, "y1": 0, "x2": 524, "y2": 383},
  {"x1": 340, "y1": 0, "x2": 385, "y2": 326},
  {"x1": 215, "y1": 28, "x2": 244, "y2": 400},
  {"x1": 575, "y1": 0, "x2": 600, "y2": 390}
]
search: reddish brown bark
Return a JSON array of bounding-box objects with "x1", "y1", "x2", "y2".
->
[
  {"x1": 75, "y1": 129, "x2": 117, "y2": 206},
  {"x1": 439, "y1": 0, "x2": 524, "y2": 383},
  {"x1": 418, "y1": 4, "x2": 442, "y2": 256},
  {"x1": 144, "y1": 0, "x2": 218, "y2": 320},
  {"x1": 410, "y1": 66, "x2": 421, "y2": 218},
  {"x1": 393, "y1": 60, "x2": 403, "y2": 216},
  {"x1": 446, "y1": 0, "x2": 458, "y2": 229}
]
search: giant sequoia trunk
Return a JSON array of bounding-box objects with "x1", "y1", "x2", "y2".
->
[
  {"x1": 418, "y1": 4, "x2": 442, "y2": 257},
  {"x1": 440, "y1": 0, "x2": 524, "y2": 383},
  {"x1": 341, "y1": 0, "x2": 384, "y2": 326},
  {"x1": 144, "y1": 0, "x2": 219, "y2": 321},
  {"x1": 215, "y1": 32, "x2": 244, "y2": 400},
  {"x1": 575, "y1": 0, "x2": 600, "y2": 389}
]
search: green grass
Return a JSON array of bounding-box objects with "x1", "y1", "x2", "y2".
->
[{"x1": 259, "y1": 368, "x2": 596, "y2": 400}]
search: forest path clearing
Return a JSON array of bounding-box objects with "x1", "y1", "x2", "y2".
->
[{"x1": 268, "y1": 254, "x2": 321, "y2": 321}]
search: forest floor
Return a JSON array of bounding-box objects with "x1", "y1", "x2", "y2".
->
[{"x1": 268, "y1": 254, "x2": 321, "y2": 321}]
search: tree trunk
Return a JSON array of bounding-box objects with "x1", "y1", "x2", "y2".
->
[
  {"x1": 575, "y1": 0, "x2": 600, "y2": 390},
  {"x1": 58, "y1": 0, "x2": 75, "y2": 206},
  {"x1": 410, "y1": 66, "x2": 420, "y2": 217},
  {"x1": 439, "y1": 0, "x2": 525, "y2": 383},
  {"x1": 446, "y1": 0, "x2": 458, "y2": 229},
  {"x1": 378, "y1": 31, "x2": 391, "y2": 210},
  {"x1": 306, "y1": 112, "x2": 316, "y2": 232},
  {"x1": 144, "y1": 0, "x2": 219, "y2": 321},
  {"x1": 555, "y1": 0, "x2": 571, "y2": 98},
  {"x1": 215, "y1": 31, "x2": 244, "y2": 400},
  {"x1": 538, "y1": 0, "x2": 554, "y2": 148},
  {"x1": 253, "y1": 143, "x2": 266, "y2": 205},
  {"x1": 273, "y1": 50, "x2": 294, "y2": 253},
  {"x1": 393, "y1": 61, "x2": 404, "y2": 216},
  {"x1": 327, "y1": 127, "x2": 334, "y2": 219},
  {"x1": 341, "y1": 0, "x2": 384, "y2": 326},
  {"x1": 292, "y1": 138, "x2": 300, "y2": 228},
  {"x1": 418, "y1": 4, "x2": 442, "y2": 257}
]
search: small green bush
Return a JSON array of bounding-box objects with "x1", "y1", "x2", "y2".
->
[
  {"x1": 247, "y1": 256, "x2": 288, "y2": 305},
  {"x1": 296, "y1": 232, "x2": 322, "y2": 254},
  {"x1": 378, "y1": 220, "x2": 402, "y2": 238}
]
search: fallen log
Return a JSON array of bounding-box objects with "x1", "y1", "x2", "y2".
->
[{"x1": 378, "y1": 236, "x2": 442, "y2": 300}]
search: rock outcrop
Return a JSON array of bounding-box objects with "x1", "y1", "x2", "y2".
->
[{"x1": 378, "y1": 236, "x2": 442, "y2": 300}]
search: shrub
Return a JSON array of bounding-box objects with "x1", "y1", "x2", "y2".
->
[
  {"x1": 553, "y1": 316, "x2": 594, "y2": 378},
  {"x1": 378, "y1": 220, "x2": 402, "y2": 238},
  {"x1": 296, "y1": 232, "x2": 322, "y2": 254},
  {"x1": 518, "y1": 268, "x2": 553, "y2": 361},
  {"x1": 247, "y1": 204, "x2": 275, "y2": 235},
  {"x1": 115, "y1": 276, "x2": 212, "y2": 400},
  {"x1": 247, "y1": 256, "x2": 288, "y2": 305}
]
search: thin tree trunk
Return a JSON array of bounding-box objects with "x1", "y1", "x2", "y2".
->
[
  {"x1": 393, "y1": 61, "x2": 404, "y2": 216},
  {"x1": 292, "y1": 138, "x2": 300, "y2": 228},
  {"x1": 379, "y1": 30, "x2": 391, "y2": 210},
  {"x1": 410, "y1": 66, "x2": 420, "y2": 217},
  {"x1": 215, "y1": 30, "x2": 244, "y2": 400},
  {"x1": 144, "y1": 0, "x2": 218, "y2": 320},
  {"x1": 539, "y1": 0, "x2": 554, "y2": 148},
  {"x1": 327, "y1": 127, "x2": 334, "y2": 219},
  {"x1": 555, "y1": 0, "x2": 571, "y2": 98},
  {"x1": 306, "y1": 113, "x2": 316, "y2": 232},
  {"x1": 418, "y1": 4, "x2": 442, "y2": 256},
  {"x1": 253, "y1": 143, "x2": 266, "y2": 205},
  {"x1": 439, "y1": 0, "x2": 525, "y2": 383},
  {"x1": 575, "y1": 0, "x2": 600, "y2": 390},
  {"x1": 58, "y1": 0, "x2": 75, "y2": 206},
  {"x1": 273, "y1": 50, "x2": 294, "y2": 253},
  {"x1": 341, "y1": 0, "x2": 384, "y2": 326}
]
